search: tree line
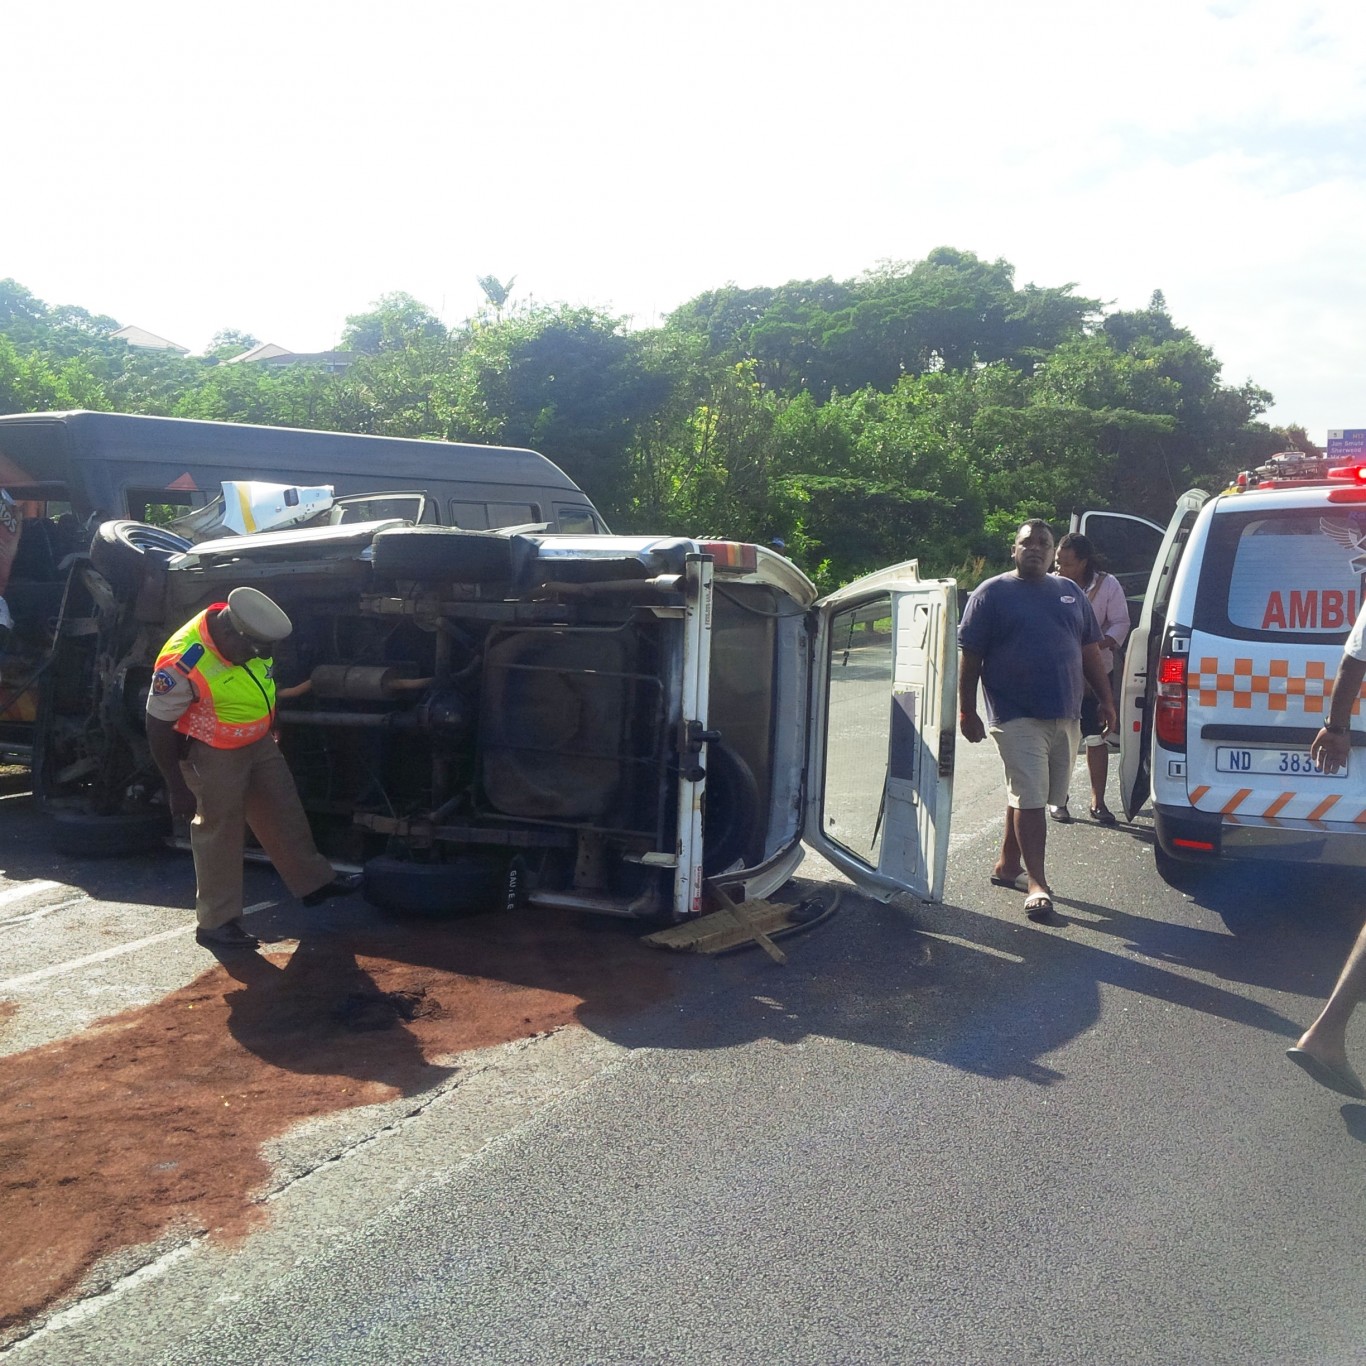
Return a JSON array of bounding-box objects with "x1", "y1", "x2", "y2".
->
[{"x1": 0, "y1": 249, "x2": 1299, "y2": 590}]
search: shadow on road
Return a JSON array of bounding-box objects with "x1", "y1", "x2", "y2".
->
[
  {"x1": 1099, "y1": 823, "x2": 1366, "y2": 989},
  {"x1": 0, "y1": 789, "x2": 191, "y2": 911},
  {"x1": 576, "y1": 884, "x2": 1309, "y2": 1085},
  {"x1": 1339, "y1": 1103, "x2": 1366, "y2": 1143}
]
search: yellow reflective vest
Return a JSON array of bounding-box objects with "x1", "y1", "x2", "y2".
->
[{"x1": 152, "y1": 605, "x2": 275, "y2": 749}]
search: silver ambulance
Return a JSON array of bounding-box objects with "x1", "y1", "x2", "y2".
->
[{"x1": 1117, "y1": 457, "x2": 1366, "y2": 872}]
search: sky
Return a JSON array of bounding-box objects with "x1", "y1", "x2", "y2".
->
[{"x1": 7, "y1": 0, "x2": 1365, "y2": 443}]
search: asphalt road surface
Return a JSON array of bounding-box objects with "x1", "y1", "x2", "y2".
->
[{"x1": 4, "y1": 738, "x2": 1366, "y2": 1365}]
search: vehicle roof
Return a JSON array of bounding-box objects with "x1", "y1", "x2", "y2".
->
[
  {"x1": 0, "y1": 410, "x2": 588, "y2": 494},
  {"x1": 1207, "y1": 484, "x2": 1366, "y2": 513}
]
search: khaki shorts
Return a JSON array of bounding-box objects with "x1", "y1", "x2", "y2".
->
[{"x1": 990, "y1": 716, "x2": 1082, "y2": 809}]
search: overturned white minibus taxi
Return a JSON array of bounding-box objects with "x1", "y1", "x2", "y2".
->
[{"x1": 36, "y1": 518, "x2": 957, "y2": 919}]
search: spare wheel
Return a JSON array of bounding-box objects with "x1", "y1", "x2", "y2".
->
[
  {"x1": 371, "y1": 527, "x2": 516, "y2": 585},
  {"x1": 362, "y1": 853, "x2": 511, "y2": 917},
  {"x1": 89, "y1": 521, "x2": 193, "y2": 597}
]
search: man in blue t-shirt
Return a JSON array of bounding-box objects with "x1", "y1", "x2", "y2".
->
[{"x1": 958, "y1": 519, "x2": 1117, "y2": 922}]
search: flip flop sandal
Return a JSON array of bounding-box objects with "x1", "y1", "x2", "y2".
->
[
  {"x1": 989, "y1": 874, "x2": 1027, "y2": 891},
  {"x1": 1024, "y1": 892, "x2": 1056, "y2": 922}
]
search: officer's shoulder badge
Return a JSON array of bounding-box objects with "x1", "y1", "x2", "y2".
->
[{"x1": 151, "y1": 668, "x2": 178, "y2": 696}]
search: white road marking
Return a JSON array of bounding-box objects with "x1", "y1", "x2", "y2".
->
[
  {"x1": 0, "y1": 894, "x2": 88, "y2": 929},
  {"x1": 0, "y1": 879, "x2": 60, "y2": 908},
  {"x1": 0, "y1": 900, "x2": 281, "y2": 992}
]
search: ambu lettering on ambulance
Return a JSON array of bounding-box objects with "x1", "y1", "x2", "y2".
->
[{"x1": 1261, "y1": 590, "x2": 1360, "y2": 631}]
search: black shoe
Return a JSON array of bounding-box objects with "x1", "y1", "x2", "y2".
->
[
  {"x1": 1048, "y1": 803, "x2": 1072, "y2": 824},
  {"x1": 1089, "y1": 804, "x2": 1118, "y2": 825},
  {"x1": 196, "y1": 919, "x2": 260, "y2": 949},
  {"x1": 301, "y1": 872, "x2": 364, "y2": 907}
]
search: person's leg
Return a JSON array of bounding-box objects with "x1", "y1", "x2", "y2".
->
[
  {"x1": 991, "y1": 720, "x2": 1051, "y2": 895},
  {"x1": 997, "y1": 805, "x2": 1024, "y2": 883},
  {"x1": 1087, "y1": 743, "x2": 1111, "y2": 814},
  {"x1": 242, "y1": 739, "x2": 336, "y2": 899},
  {"x1": 1294, "y1": 921, "x2": 1366, "y2": 1086},
  {"x1": 1011, "y1": 805, "x2": 1050, "y2": 897},
  {"x1": 1018, "y1": 718, "x2": 1082, "y2": 905},
  {"x1": 1052, "y1": 698, "x2": 1095, "y2": 821},
  {"x1": 1076, "y1": 694, "x2": 1111, "y2": 815},
  {"x1": 182, "y1": 743, "x2": 252, "y2": 930}
]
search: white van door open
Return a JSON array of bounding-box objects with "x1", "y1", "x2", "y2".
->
[
  {"x1": 1118, "y1": 488, "x2": 1209, "y2": 819},
  {"x1": 803, "y1": 566, "x2": 958, "y2": 902},
  {"x1": 1071, "y1": 509, "x2": 1166, "y2": 598}
]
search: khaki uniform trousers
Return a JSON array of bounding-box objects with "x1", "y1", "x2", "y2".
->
[{"x1": 180, "y1": 734, "x2": 335, "y2": 930}]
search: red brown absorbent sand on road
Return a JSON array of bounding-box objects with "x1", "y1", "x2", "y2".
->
[{"x1": 0, "y1": 908, "x2": 681, "y2": 1331}]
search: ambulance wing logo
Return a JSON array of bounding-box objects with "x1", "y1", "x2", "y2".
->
[{"x1": 1320, "y1": 518, "x2": 1366, "y2": 575}]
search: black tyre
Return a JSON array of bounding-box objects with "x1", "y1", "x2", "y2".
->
[
  {"x1": 49, "y1": 808, "x2": 171, "y2": 857},
  {"x1": 371, "y1": 527, "x2": 516, "y2": 585},
  {"x1": 702, "y1": 739, "x2": 763, "y2": 876},
  {"x1": 89, "y1": 521, "x2": 192, "y2": 597},
  {"x1": 362, "y1": 852, "x2": 511, "y2": 917}
]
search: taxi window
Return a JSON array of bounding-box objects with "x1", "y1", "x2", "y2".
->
[
  {"x1": 1203, "y1": 508, "x2": 1366, "y2": 642},
  {"x1": 487, "y1": 502, "x2": 537, "y2": 528},
  {"x1": 450, "y1": 501, "x2": 488, "y2": 529},
  {"x1": 555, "y1": 504, "x2": 599, "y2": 534},
  {"x1": 330, "y1": 494, "x2": 433, "y2": 525},
  {"x1": 449, "y1": 500, "x2": 541, "y2": 529}
]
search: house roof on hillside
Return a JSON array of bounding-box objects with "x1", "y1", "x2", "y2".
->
[
  {"x1": 226, "y1": 343, "x2": 354, "y2": 373},
  {"x1": 111, "y1": 325, "x2": 189, "y2": 354},
  {"x1": 225, "y1": 341, "x2": 293, "y2": 364}
]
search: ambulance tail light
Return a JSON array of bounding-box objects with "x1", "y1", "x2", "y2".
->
[
  {"x1": 698, "y1": 541, "x2": 758, "y2": 572},
  {"x1": 1154, "y1": 652, "x2": 1188, "y2": 749}
]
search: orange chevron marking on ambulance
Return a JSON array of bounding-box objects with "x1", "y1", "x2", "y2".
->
[{"x1": 1186, "y1": 656, "x2": 1344, "y2": 716}]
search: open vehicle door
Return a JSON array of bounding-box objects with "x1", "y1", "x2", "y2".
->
[
  {"x1": 804, "y1": 564, "x2": 957, "y2": 902},
  {"x1": 1119, "y1": 489, "x2": 1208, "y2": 820},
  {"x1": 1071, "y1": 509, "x2": 1166, "y2": 599}
]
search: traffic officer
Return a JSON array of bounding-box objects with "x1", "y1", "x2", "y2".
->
[{"x1": 145, "y1": 586, "x2": 360, "y2": 949}]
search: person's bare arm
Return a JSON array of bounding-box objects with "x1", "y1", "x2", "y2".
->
[
  {"x1": 146, "y1": 717, "x2": 196, "y2": 820},
  {"x1": 958, "y1": 647, "x2": 986, "y2": 743},
  {"x1": 1082, "y1": 641, "x2": 1117, "y2": 735},
  {"x1": 1310, "y1": 654, "x2": 1366, "y2": 774}
]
